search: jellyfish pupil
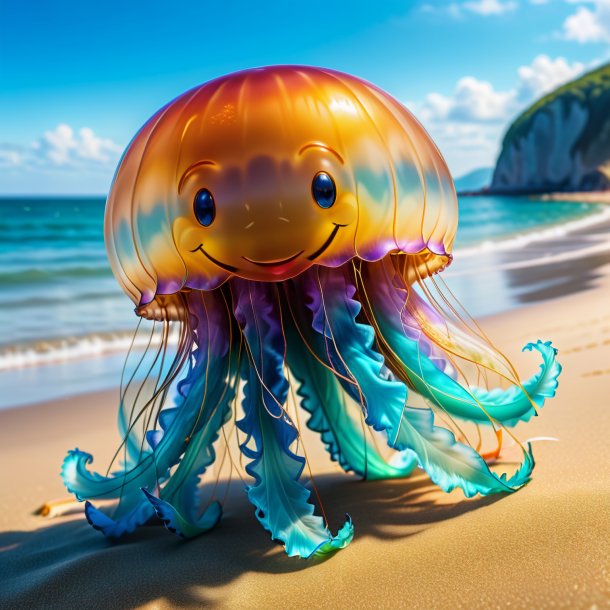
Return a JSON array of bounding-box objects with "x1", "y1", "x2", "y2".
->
[
  {"x1": 194, "y1": 189, "x2": 215, "y2": 226},
  {"x1": 312, "y1": 172, "x2": 336, "y2": 208}
]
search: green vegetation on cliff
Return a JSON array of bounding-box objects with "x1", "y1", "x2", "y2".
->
[
  {"x1": 503, "y1": 63, "x2": 610, "y2": 152},
  {"x1": 492, "y1": 62, "x2": 610, "y2": 193}
]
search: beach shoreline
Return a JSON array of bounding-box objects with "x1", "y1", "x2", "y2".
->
[
  {"x1": 539, "y1": 191, "x2": 610, "y2": 204},
  {"x1": 1, "y1": 246, "x2": 610, "y2": 608},
  {"x1": 459, "y1": 190, "x2": 610, "y2": 204}
]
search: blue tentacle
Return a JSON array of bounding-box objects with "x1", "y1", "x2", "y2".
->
[
  {"x1": 232, "y1": 279, "x2": 353, "y2": 558},
  {"x1": 142, "y1": 339, "x2": 240, "y2": 539},
  {"x1": 303, "y1": 266, "x2": 534, "y2": 498},
  {"x1": 62, "y1": 291, "x2": 233, "y2": 537}
]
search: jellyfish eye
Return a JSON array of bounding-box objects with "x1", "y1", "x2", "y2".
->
[
  {"x1": 193, "y1": 188, "x2": 215, "y2": 226},
  {"x1": 311, "y1": 172, "x2": 336, "y2": 209}
]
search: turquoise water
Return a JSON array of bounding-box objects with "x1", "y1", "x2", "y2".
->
[
  {"x1": 453, "y1": 195, "x2": 599, "y2": 246},
  {"x1": 0, "y1": 195, "x2": 603, "y2": 407},
  {"x1": 0, "y1": 198, "x2": 132, "y2": 352}
]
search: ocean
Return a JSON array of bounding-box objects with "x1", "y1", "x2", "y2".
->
[{"x1": 0, "y1": 195, "x2": 606, "y2": 408}]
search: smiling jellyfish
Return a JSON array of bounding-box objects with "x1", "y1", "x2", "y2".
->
[{"x1": 61, "y1": 66, "x2": 561, "y2": 559}]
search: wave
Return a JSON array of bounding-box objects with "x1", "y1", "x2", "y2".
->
[
  {"x1": 0, "y1": 218, "x2": 104, "y2": 230},
  {"x1": 0, "y1": 233, "x2": 103, "y2": 245},
  {"x1": 456, "y1": 206, "x2": 610, "y2": 258},
  {"x1": 0, "y1": 330, "x2": 159, "y2": 371},
  {"x1": 0, "y1": 289, "x2": 123, "y2": 310},
  {"x1": 0, "y1": 265, "x2": 113, "y2": 285}
]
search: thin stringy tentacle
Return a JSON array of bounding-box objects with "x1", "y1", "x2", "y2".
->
[
  {"x1": 61, "y1": 291, "x2": 234, "y2": 537},
  {"x1": 394, "y1": 254, "x2": 524, "y2": 386},
  {"x1": 231, "y1": 279, "x2": 353, "y2": 559},
  {"x1": 361, "y1": 258, "x2": 562, "y2": 427}
]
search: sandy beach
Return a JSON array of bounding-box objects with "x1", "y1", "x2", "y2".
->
[
  {"x1": 1, "y1": 236, "x2": 610, "y2": 609},
  {"x1": 540, "y1": 191, "x2": 610, "y2": 204},
  {"x1": 461, "y1": 191, "x2": 610, "y2": 204}
]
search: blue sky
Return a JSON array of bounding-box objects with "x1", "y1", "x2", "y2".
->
[{"x1": 1, "y1": 0, "x2": 608, "y2": 194}]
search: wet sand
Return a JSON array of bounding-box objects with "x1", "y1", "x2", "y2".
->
[
  {"x1": 1, "y1": 240, "x2": 610, "y2": 608},
  {"x1": 540, "y1": 191, "x2": 610, "y2": 204}
]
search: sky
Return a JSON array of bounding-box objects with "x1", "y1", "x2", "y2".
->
[{"x1": 1, "y1": 0, "x2": 609, "y2": 194}]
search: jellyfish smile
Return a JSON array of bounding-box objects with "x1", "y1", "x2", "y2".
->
[
  {"x1": 190, "y1": 244, "x2": 238, "y2": 273},
  {"x1": 192, "y1": 223, "x2": 347, "y2": 274},
  {"x1": 307, "y1": 223, "x2": 346, "y2": 261}
]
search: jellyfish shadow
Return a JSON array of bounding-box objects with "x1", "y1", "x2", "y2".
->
[{"x1": 0, "y1": 471, "x2": 505, "y2": 609}]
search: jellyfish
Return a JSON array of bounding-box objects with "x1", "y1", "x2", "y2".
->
[{"x1": 61, "y1": 66, "x2": 561, "y2": 559}]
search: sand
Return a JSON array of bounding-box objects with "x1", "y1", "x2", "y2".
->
[
  {"x1": 1, "y1": 262, "x2": 610, "y2": 609},
  {"x1": 460, "y1": 190, "x2": 610, "y2": 204},
  {"x1": 540, "y1": 191, "x2": 610, "y2": 204}
]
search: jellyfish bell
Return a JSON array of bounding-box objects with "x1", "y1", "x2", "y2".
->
[
  {"x1": 106, "y1": 66, "x2": 455, "y2": 309},
  {"x1": 63, "y1": 66, "x2": 561, "y2": 559}
]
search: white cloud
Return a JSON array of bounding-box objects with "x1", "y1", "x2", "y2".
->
[
  {"x1": 421, "y1": 54, "x2": 587, "y2": 125},
  {"x1": 416, "y1": 54, "x2": 588, "y2": 175},
  {"x1": 0, "y1": 145, "x2": 25, "y2": 168},
  {"x1": 417, "y1": 79, "x2": 516, "y2": 174},
  {"x1": 517, "y1": 54, "x2": 585, "y2": 99},
  {"x1": 0, "y1": 125, "x2": 123, "y2": 194},
  {"x1": 463, "y1": 0, "x2": 517, "y2": 15},
  {"x1": 33, "y1": 124, "x2": 122, "y2": 167},
  {"x1": 420, "y1": 0, "x2": 517, "y2": 18},
  {"x1": 562, "y1": 1, "x2": 610, "y2": 43},
  {"x1": 421, "y1": 77, "x2": 517, "y2": 123}
]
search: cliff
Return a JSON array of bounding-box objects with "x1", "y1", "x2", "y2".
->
[{"x1": 490, "y1": 63, "x2": 610, "y2": 193}]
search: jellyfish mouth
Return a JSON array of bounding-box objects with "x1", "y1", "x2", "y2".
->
[
  {"x1": 242, "y1": 223, "x2": 346, "y2": 268},
  {"x1": 242, "y1": 251, "x2": 304, "y2": 267}
]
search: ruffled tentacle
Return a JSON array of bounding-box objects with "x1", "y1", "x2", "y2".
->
[
  {"x1": 143, "y1": 333, "x2": 240, "y2": 539},
  {"x1": 62, "y1": 291, "x2": 233, "y2": 537},
  {"x1": 231, "y1": 279, "x2": 353, "y2": 559},
  {"x1": 363, "y1": 259, "x2": 562, "y2": 427},
  {"x1": 303, "y1": 266, "x2": 533, "y2": 498},
  {"x1": 282, "y1": 285, "x2": 417, "y2": 479}
]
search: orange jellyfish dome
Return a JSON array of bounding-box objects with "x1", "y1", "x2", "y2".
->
[{"x1": 105, "y1": 65, "x2": 458, "y2": 308}]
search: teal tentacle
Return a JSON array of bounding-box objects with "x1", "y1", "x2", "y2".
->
[
  {"x1": 239, "y1": 367, "x2": 354, "y2": 558},
  {"x1": 305, "y1": 266, "x2": 533, "y2": 498},
  {"x1": 367, "y1": 261, "x2": 562, "y2": 427},
  {"x1": 297, "y1": 269, "x2": 410, "y2": 442},
  {"x1": 61, "y1": 292, "x2": 233, "y2": 537},
  {"x1": 142, "y1": 340, "x2": 240, "y2": 539},
  {"x1": 232, "y1": 279, "x2": 353, "y2": 558},
  {"x1": 282, "y1": 293, "x2": 417, "y2": 480},
  {"x1": 469, "y1": 341, "x2": 561, "y2": 426}
]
